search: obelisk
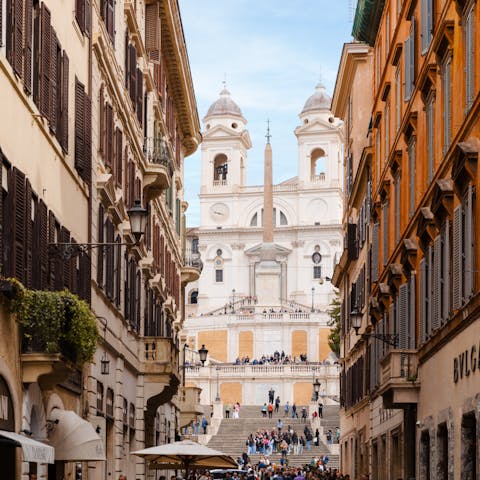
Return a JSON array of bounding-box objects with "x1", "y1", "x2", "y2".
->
[{"x1": 263, "y1": 121, "x2": 274, "y2": 243}]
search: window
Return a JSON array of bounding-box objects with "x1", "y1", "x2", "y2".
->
[
  {"x1": 215, "y1": 269, "x2": 223, "y2": 283},
  {"x1": 394, "y1": 172, "x2": 400, "y2": 242},
  {"x1": 192, "y1": 238, "x2": 199, "y2": 254},
  {"x1": 442, "y1": 54, "x2": 452, "y2": 153},
  {"x1": 382, "y1": 198, "x2": 389, "y2": 265},
  {"x1": 376, "y1": 128, "x2": 381, "y2": 179},
  {"x1": 0, "y1": 0, "x2": 6, "y2": 49},
  {"x1": 101, "y1": 0, "x2": 115, "y2": 44},
  {"x1": 313, "y1": 266, "x2": 322, "y2": 279},
  {"x1": 437, "y1": 423, "x2": 449, "y2": 480},
  {"x1": 75, "y1": 0, "x2": 91, "y2": 36},
  {"x1": 426, "y1": 94, "x2": 435, "y2": 182},
  {"x1": 464, "y1": 4, "x2": 475, "y2": 111},
  {"x1": 461, "y1": 413, "x2": 477, "y2": 479},
  {"x1": 408, "y1": 137, "x2": 416, "y2": 217},
  {"x1": 420, "y1": 430, "x2": 431, "y2": 480},
  {"x1": 190, "y1": 290, "x2": 198, "y2": 304},
  {"x1": 280, "y1": 211, "x2": 288, "y2": 226},
  {"x1": 74, "y1": 78, "x2": 92, "y2": 184},
  {"x1": 384, "y1": 102, "x2": 390, "y2": 164},
  {"x1": 376, "y1": 37, "x2": 382, "y2": 87},
  {"x1": 421, "y1": 0, "x2": 433, "y2": 53},
  {"x1": 250, "y1": 212, "x2": 258, "y2": 227},
  {"x1": 395, "y1": 67, "x2": 401, "y2": 132},
  {"x1": 97, "y1": 381, "x2": 104, "y2": 413}
]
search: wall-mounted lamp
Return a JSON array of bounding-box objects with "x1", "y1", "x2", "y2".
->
[
  {"x1": 350, "y1": 307, "x2": 399, "y2": 347},
  {"x1": 198, "y1": 345, "x2": 209, "y2": 366}
]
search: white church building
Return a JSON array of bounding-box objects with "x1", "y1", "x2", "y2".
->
[{"x1": 183, "y1": 84, "x2": 344, "y2": 406}]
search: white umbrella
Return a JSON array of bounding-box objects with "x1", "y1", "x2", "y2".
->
[{"x1": 132, "y1": 440, "x2": 238, "y2": 474}]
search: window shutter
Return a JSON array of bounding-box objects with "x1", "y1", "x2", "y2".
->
[
  {"x1": 84, "y1": 0, "x2": 91, "y2": 36},
  {"x1": 83, "y1": 91, "x2": 92, "y2": 184},
  {"x1": 49, "y1": 32, "x2": 58, "y2": 132},
  {"x1": 372, "y1": 222, "x2": 379, "y2": 282},
  {"x1": 60, "y1": 52, "x2": 69, "y2": 153},
  {"x1": 32, "y1": 5, "x2": 40, "y2": 105},
  {"x1": 106, "y1": 0, "x2": 114, "y2": 44},
  {"x1": 74, "y1": 78, "x2": 85, "y2": 176},
  {"x1": 465, "y1": 8, "x2": 474, "y2": 110},
  {"x1": 97, "y1": 204, "x2": 104, "y2": 287},
  {"x1": 410, "y1": 16, "x2": 416, "y2": 86},
  {"x1": 383, "y1": 200, "x2": 389, "y2": 265},
  {"x1": 398, "y1": 283, "x2": 408, "y2": 349},
  {"x1": 452, "y1": 205, "x2": 462, "y2": 310},
  {"x1": 145, "y1": 2, "x2": 160, "y2": 62},
  {"x1": 40, "y1": 3, "x2": 51, "y2": 119},
  {"x1": 404, "y1": 36, "x2": 411, "y2": 100},
  {"x1": 427, "y1": 245, "x2": 433, "y2": 337},
  {"x1": 38, "y1": 200, "x2": 48, "y2": 289},
  {"x1": 115, "y1": 128, "x2": 122, "y2": 188},
  {"x1": 432, "y1": 235, "x2": 441, "y2": 331},
  {"x1": 105, "y1": 103, "x2": 113, "y2": 169},
  {"x1": 443, "y1": 220, "x2": 450, "y2": 323},
  {"x1": 12, "y1": 168, "x2": 25, "y2": 282},
  {"x1": 48, "y1": 211, "x2": 56, "y2": 289},
  {"x1": 115, "y1": 236, "x2": 121, "y2": 307},
  {"x1": 24, "y1": 179, "x2": 33, "y2": 288},
  {"x1": 99, "y1": 84, "x2": 105, "y2": 157},
  {"x1": 23, "y1": 0, "x2": 33, "y2": 93},
  {"x1": 0, "y1": 0, "x2": 3, "y2": 50},
  {"x1": 124, "y1": 30, "x2": 129, "y2": 89},
  {"x1": 136, "y1": 68, "x2": 143, "y2": 124},
  {"x1": 389, "y1": 302, "x2": 395, "y2": 342},
  {"x1": 421, "y1": 0, "x2": 428, "y2": 52},
  {"x1": 105, "y1": 220, "x2": 114, "y2": 299},
  {"x1": 61, "y1": 227, "x2": 71, "y2": 288},
  {"x1": 409, "y1": 273, "x2": 416, "y2": 348},
  {"x1": 464, "y1": 185, "x2": 474, "y2": 298},
  {"x1": 129, "y1": 45, "x2": 136, "y2": 104},
  {"x1": 419, "y1": 258, "x2": 426, "y2": 344},
  {"x1": 79, "y1": 251, "x2": 91, "y2": 303},
  {"x1": 12, "y1": 0, "x2": 23, "y2": 77},
  {"x1": 75, "y1": 0, "x2": 85, "y2": 33}
]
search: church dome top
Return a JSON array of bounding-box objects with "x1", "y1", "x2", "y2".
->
[
  {"x1": 301, "y1": 83, "x2": 332, "y2": 114},
  {"x1": 205, "y1": 88, "x2": 244, "y2": 119}
]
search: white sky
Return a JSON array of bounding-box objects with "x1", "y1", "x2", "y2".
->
[{"x1": 179, "y1": 1, "x2": 354, "y2": 226}]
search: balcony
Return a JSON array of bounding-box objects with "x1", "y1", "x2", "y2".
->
[
  {"x1": 181, "y1": 251, "x2": 203, "y2": 285},
  {"x1": 143, "y1": 137, "x2": 172, "y2": 201},
  {"x1": 311, "y1": 172, "x2": 326, "y2": 183},
  {"x1": 378, "y1": 349, "x2": 420, "y2": 408},
  {"x1": 178, "y1": 386, "x2": 203, "y2": 429}
]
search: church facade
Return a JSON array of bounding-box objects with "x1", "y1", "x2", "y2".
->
[{"x1": 184, "y1": 84, "x2": 344, "y2": 405}]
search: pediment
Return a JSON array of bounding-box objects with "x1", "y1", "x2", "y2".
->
[
  {"x1": 245, "y1": 242, "x2": 292, "y2": 256},
  {"x1": 203, "y1": 124, "x2": 252, "y2": 148},
  {"x1": 295, "y1": 117, "x2": 337, "y2": 134}
]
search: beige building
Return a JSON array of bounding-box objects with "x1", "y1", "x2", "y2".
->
[{"x1": 0, "y1": 0, "x2": 200, "y2": 478}]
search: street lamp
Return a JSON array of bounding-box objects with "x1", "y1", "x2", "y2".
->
[
  {"x1": 312, "y1": 379, "x2": 321, "y2": 402},
  {"x1": 350, "y1": 307, "x2": 399, "y2": 347},
  {"x1": 49, "y1": 199, "x2": 149, "y2": 259},
  {"x1": 311, "y1": 287, "x2": 315, "y2": 312},
  {"x1": 198, "y1": 344, "x2": 209, "y2": 366},
  {"x1": 215, "y1": 366, "x2": 221, "y2": 402}
]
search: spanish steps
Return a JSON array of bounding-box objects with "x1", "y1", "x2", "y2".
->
[{"x1": 206, "y1": 404, "x2": 340, "y2": 469}]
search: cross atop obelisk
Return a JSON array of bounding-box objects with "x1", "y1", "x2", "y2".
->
[{"x1": 263, "y1": 119, "x2": 274, "y2": 243}]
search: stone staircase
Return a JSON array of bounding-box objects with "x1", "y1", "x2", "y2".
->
[{"x1": 207, "y1": 405, "x2": 339, "y2": 468}]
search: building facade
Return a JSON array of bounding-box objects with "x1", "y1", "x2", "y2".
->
[
  {"x1": 0, "y1": 0, "x2": 200, "y2": 478},
  {"x1": 333, "y1": 0, "x2": 480, "y2": 479},
  {"x1": 184, "y1": 85, "x2": 344, "y2": 405}
]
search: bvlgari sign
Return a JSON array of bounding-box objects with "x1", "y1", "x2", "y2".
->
[
  {"x1": 0, "y1": 376, "x2": 14, "y2": 431},
  {"x1": 453, "y1": 342, "x2": 479, "y2": 383}
]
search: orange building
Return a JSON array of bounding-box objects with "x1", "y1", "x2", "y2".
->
[{"x1": 333, "y1": 0, "x2": 480, "y2": 478}]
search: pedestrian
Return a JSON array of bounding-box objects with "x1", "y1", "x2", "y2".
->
[
  {"x1": 225, "y1": 403, "x2": 231, "y2": 418},
  {"x1": 301, "y1": 406, "x2": 307, "y2": 423},
  {"x1": 284, "y1": 401, "x2": 290, "y2": 417},
  {"x1": 268, "y1": 388, "x2": 275, "y2": 404},
  {"x1": 318, "y1": 402, "x2": 323, "y2": 418},
  {"x1": 314, "y1": 428, "x2": 320, "y2": 446},
  {"x1": 267, "y1": 402, "x2": 274, "y2": 418},
  {"x1": 275, "y1": 396, "x2": 281, "y2": 413},
  {"x1": 336, "y1": 426, "x2": 340, "y2": 443},
  {"x1": 277, "y1": 418, "x2": 283, "y2": 432},
  {"x1": 291, "y1": 403, "x2": 297, "y2": 418},
  {"x1": 262, "y1": 403, "x2": 268, "y2": 417},
  {"x1": 201, "y1": 416, "x2": 208, "y2": 434},
  {"x1": 326, "y1": 429, "x2": 332, "y2": 445}
]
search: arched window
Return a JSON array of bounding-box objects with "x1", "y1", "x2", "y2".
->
[
  {"x1": 213, "y1": 154, "x2": 228, "y2": 183},
  {"x1": 250, "y1": 213, "x2": 258, "y2": 226},
  {"x1": 311, "y1": 148, "x2": 327, "y2": 182},
  {"x1": 190, "y1": 290, "x2": 198, "y2": 304},
  {"x1": 280, "y1": 211, "x2": 288, "y2": 226},
  {"x1": 192, "y1": 237, "x2": 199, "y2": 254}
]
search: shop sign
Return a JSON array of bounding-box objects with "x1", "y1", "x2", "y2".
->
[
  {"x1": 453, "y1": 342, "x2": 480, "y2": 383},
  {"x1": 0, "y1": 376, "x2": 14, "y2": 430}
]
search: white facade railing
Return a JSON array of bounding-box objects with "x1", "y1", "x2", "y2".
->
[
  {"x1": 311, "y1": 173, "x2": 326, "y2": 183},
  {"x1": 212, "y1": 179, "x2": 228, "y2": 187}
]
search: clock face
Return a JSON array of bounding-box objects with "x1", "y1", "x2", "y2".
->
[{"x1": 210, "y1": 203, "x2": 229, "y2": 223}]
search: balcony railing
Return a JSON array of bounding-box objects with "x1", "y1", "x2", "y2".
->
[
  {"x1": 142, "y1": 337, "x2": 179, "y2": 372},
  {"x1": 311, "y1": 172, "x2": 326, "y2": 183},
  {"x1": 184, "y1": 252, "x2": 203, "y2": 272},
  {"x1": 379, "y1": 349, "x2": 419, "y2": 407},
  {"x1": 213, "y1": 179, "x2": 228, "y2": 187}
]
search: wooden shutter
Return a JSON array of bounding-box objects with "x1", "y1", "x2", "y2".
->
[
  {"x1": 105, "y1": 103, "x2": 113, "y2": 169},
  {"x1": 404, "y1": 35, "x2": 411, "y2": 100},
  {"x1": 84, "y1": 0, "x2": 91, "y2": 36},
  {"x1": 410, "y1": 17, "x2": 415, "y2": 84},
  {"x1": 0, "y1": 154, "x2": 3, "y2": 272},
  {"x1": 443, "y1": 220, "x2": 450, "y2": 323},
  {"x1": 389, "y1": 302, "x2": 395, "y2": 342},
  {"x1": 40, "y1": 3, "x2": 51, "y2": 118},
  {"x1": 464, "y1": 185, "x2": 473, "y2": 298},
  {"x1": 426, "y1": 245, "x2": 432, "y2": 337},
  {"x1": 419, "y1": 258, "x2": 426, "y2": 344},
  {"x1": 84, "y1": 91, "x2": 92, "y2": 184},
  {"x1": 409, "y1": 273, "x2": 416, "y2": 348},
  {"x1": 97, "y1": 204, "x2": 104, "y2": 287},
  {"x1": 452, "y1": 205, "x2": 462, "y2": 310},
  {"x1": 421, "y1": 0, "x2": 428, "y2": 52},
  {"x1": 106, "y1": 220, "x2": 114, "y2": 299},
  {"x1": 0, "y1": 0, "x2": 3, "y2": 51},
  {"x1": 79, "y1": 252, "x2": 91, "y2": 303},
  {"x1": 12, "y1": 168, "x2": 25, "y2": 282},
  {"x1": 32, "y1": 4, "x2": 40, "y2": 105},
  {"x1": 12, "y1": 0, "x2": 23, "y2": 76},
  {"x1": 24, "y1": 179, "x2": 33, "y2": 288},
  {"x1": 48, "y1": 210, "x2": 56, "y2": 289},
  {"x1": 145, "y1": 2, "x2": 160, "y2": 62},
  {"x1": 115, "y1": 128, "x2": 122, "y2": 188},
  {"x1": 106, "y1": 0, "x2": 114, "y2": 44},
  {"x1": 61, "y1": 227, "x2": 71, "y2": 288},
  {"x1": 75, "y1": 0, "x2": 85, "y2": 33},
  {"x1": 24, "y1": 0, "x2": 33, "y2": 93},
  {"x1": 432, "y1": 236, "x2": 441, "y2": 331},
  {"x1": 129, "y1": 44, "x2": 136, "y2": 104},
  {"x1": 49, "y1": 32, "x2": 58, "y2": 132},
  {"x1": 115, "y1": 236, "x2": 121, "y2": 307},
  {"x1": 372, "y1": 222, "x2": 379, "y2": 282},
  {"x1": 99, "y1": 84, "x2": 105, "y2": 157},
  {"x1": 465, "y1": 7, "x2": 474, "y2": 110},
  {"x1": 124, "y1": 254, "x2": 130, "y2": 319},
  {"x1": 60, "y1": 52, "x2": 69, "y2": 153},
  {"x1": 74, "y1": 78, "x2": 85, "y2": 175},
  {"x1": 136, "y1": 68, "x2": 143, "y2": 124},
  {"x1": 38, "y1": 200, "x2": 48, "y2": 289}
]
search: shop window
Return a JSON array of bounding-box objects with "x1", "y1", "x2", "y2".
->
[
  {"x1": 420, "y1": 430, "x2": 431, "y2": 480},
  {"x1": 437, "y1": 423, "x2": 448, "y2": 480},
  {"x1": 97, "y1": 381, "x2": 104, "y2": 414},
  {"x1": 461, "y1": 412, "x2": 477, "y2": 479}
]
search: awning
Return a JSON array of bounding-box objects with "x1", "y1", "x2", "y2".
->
[
  {"x1": 48, "y1": 409, "x2": 106, "y2": 461},
  {"x1": 0, "y1": 430, "x2": 54, "y2": 464}
]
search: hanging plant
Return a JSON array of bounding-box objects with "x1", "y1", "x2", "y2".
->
[{"x1": 5, "y1": 279, "x2": 98, "y2": 364}]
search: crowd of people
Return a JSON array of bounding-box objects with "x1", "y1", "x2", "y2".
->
[{"x1": 234, "y1": 351, "x2": 308, "y2": 366}]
